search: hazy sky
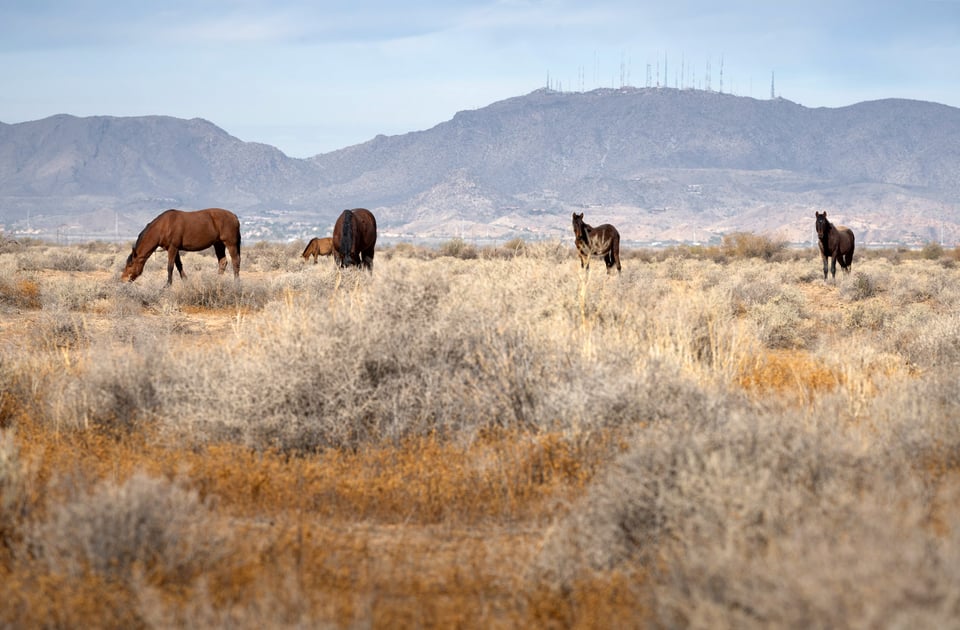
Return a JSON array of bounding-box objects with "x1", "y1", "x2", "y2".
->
[{"x1": 2, "y1": 1, "x2": 958, "y2": 157}]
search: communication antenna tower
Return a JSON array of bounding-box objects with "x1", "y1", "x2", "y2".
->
[{"x1": 719, "y1": 55, "x2": 724, "y2": 93}]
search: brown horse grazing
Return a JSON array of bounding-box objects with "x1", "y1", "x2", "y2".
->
[
  {"x1": 815, "y1": 211, "x2": 855, "y2": 280},
  {"x1": 332, "y1": 208, "x2": 377, "y2": 271},
  {"x1": 302, "y1": 237, "x2": 334, "y2": 263},
  {"x1": 122, "y1": 208, "x2": 241, "y2": 285},
  {"x1": 572, "y1": 212, "x2": 621, "y2": 274}
]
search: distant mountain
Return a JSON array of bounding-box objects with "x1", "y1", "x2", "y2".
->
[{"x1": 3, "y1": 88, "x2": 960, "y2": 245}]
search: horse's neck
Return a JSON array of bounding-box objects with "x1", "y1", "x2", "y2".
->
[
  {"x1": 135, "y1": 231, "x2": 162, "y2": 257},
  {"x1": 577, "y1": 223, "x2": 592, "y2": 243},
  {"x1": 819, "y1": 222, "x2": 837, "y2": 249}
]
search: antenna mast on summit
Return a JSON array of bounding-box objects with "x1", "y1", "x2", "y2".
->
[{"x1": 719, "y1": 55, "x2": 724, "y2": 93}]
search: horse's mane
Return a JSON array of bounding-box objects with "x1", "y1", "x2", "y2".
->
[
  {"x1": 574, "y1": 216, "x2": 592, "y2": 246},
  {"x1": 131, "y1": 209, "x2": 173, "y2": 252}
]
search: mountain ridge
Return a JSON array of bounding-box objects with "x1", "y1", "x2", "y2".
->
[{"x1": 2, "y1": 88, "x2": 959, "y2": 245}]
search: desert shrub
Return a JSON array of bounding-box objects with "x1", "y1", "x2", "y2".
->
[
  {"x1": 896, "y1": 312, "x2": 960, "y2": 369},
  {"x1": 35, "y1": 473, "x2": 228, "y2": 582},
  {"x1": 143, "y1": 257, "x2": 738, "y2": 451},
  {"x1": 722, "y1": 272, "x2": 781, "y2": 315},
  {"x1": 388, "y1": 241, "x2": 435, "y2": 260},
  {"x1": 12, "y1": 253, "x2": 41, "y2": 271},
  {"x1": 48, "y1": 249, "x2": 97, "y2": 272},
  {"x1": 0, "y1": 276, "x2": 42, "y2": 310},
  {"x1": 438, "y1": 237, "x2": 478, "y2": 260},
  {"x1": 843, "y1": 302, "x2": 889, "y2": 331},
  {"x1": 167, "y1": 273, "x2": 272, "y2": 310},
  {"x1": 39, "y1": 275, "x2": 114, "y2": 311},
  {"x1": 920, "y1": 241, "x2": 944, "y2": 260},
  {"x1": 480, "y1": 237, "x2": 528, "y2": 260},
  {"x1": 34, "y1": 310, "x2": 89, "y2": 350},
  {"x1": 244, "y1": 240, "x2": 304, "y2": 272},
  {"x1": 535, "y1": 403, "x2": 960, "y2": 629},
  {"x1": 751, "y1": 290, "x2": 809, "y2": 349},
  {"x1": 49, "y1": 342, "x2": 162, "y2": 434},
  {"x1": 885, "y1": 264, "x2": 953, "y2": 307},
  {"x1": 0, "y1": 432, "x2": 27, "y2": 563},
  {"x1": 0, "y1": 236, "x2": 26, "y2": 254},
  {"x1": 840, "y1": 271, "x2": 877, "y2": 301},
  {"x1": 524, "y1": 239, "x2": 571, "y2": 264},
  {"x1": 721, "y1": 232, "x2": 786, "y2": 260}
]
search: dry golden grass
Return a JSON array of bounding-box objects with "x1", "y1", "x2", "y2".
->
[{"x1": 1, "y1": 239, "x2": 958, "y2": 628}]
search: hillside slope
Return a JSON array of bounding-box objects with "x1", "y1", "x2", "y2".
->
[{"x1": 2, "y1": 88, "x2": 959, "y2": 244}]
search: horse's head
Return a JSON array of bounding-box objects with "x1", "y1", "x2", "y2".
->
[
  {"x1": 572, "y1": 212, "x2": 588, "y2": 241},
  {"x1": 815, "y1": 211, "x2": 828, "y2": 239},
  {"x1": 120, "y1": 249, "x2": 144, "y2": 282}
]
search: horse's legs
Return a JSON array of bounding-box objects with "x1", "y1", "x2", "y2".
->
[
  {"x1": 228, "y1": 245, "x2": 241, "y2": 279},
  {"x1": 362, "y1": 248, "x2": 375, "y2": 272},
  {"x1": 830, "y1": 254, "x2": 838, "y2": 279},
  {"x1": 214, "y1": 242, "x2": 228, "y2": 275},
  {"x1": 841, "y1": 252, "x2": 853, "y2": 272},
  {"x1": 165, "y1": 249, "x2": 181, "y2": 285},
  {"x1": 611, "y1": 237, "x2": 621, "y2": 274}
]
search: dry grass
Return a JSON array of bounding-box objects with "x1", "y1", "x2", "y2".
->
[{"x1": 0, "y1": 239, "x2": 958, "y2": 628}]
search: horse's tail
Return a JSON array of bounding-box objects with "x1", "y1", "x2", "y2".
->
[{"x1": 339, "y1": 210, "x2": 354, "y2": 264}]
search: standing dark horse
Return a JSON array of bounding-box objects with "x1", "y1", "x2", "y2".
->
[
  {"x1": 572, "y1": 212, "x2": 621, "y2": 274},
  {"x1": 815, "y1": 211, "x2": 855, "y2": 280},
  {"x1": 332, "y1": 208, "x2": 377, "y2": 271},
  {"x1": 122, "y1": 208, "x2": 241, "y2": 285},
  {"x1": 301, "y1": 237, "x2": 334, "y2": 263}
]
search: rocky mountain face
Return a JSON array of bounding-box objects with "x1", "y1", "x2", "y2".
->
[{"x1": 2, "y1": 88, "x2": 959, "y2": 245}]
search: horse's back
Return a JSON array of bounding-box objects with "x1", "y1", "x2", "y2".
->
[
  {"x1": 595, "y1": 223, "x2": 620, "y2": 238},
  {"x1": 166, "y1": 208, "x2": 240, "y2": 251},
  {"x1": 203, "y1": 208, "x2": 241, "y2": 237},
  {"x1": 836, "y1": 225, "x2": 855, "y2": 252},
  {"x1": 353, "y1": 208, "x2": 377, "y2": 243},
  {"x1": 199, "y1": 208, "x2": 240, "y2": 244},
  {"x1": 336, "y1": 208, "x2": 377, "y2": 248}
]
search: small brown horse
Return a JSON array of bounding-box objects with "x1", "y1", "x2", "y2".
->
[
  {"x1": 302, "y1": 237, "x2": 334, "y2": 263},
  {"x1": 815, "y1": 211, "x2": 855, "y2": 280},
  {"x1": 122, "y1": 208, "x2": 241, "y2": 285},
  {"x1": 572, "y1": 212, "x2": 621, "y2": 274},
  {"x1": 332, "y1": 208, "x2": 377, "y2": 271}
]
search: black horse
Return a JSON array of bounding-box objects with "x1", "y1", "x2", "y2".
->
[
  {"x1": 815, "y1": 211, "x2": 855, "y2": 280},
  {"x1": 572, "y1": 212, "x2": 621, "y2": 274}
]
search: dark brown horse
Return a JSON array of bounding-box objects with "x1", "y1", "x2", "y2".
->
[
  {"x1": 332, "y1": 208, "x2": 377, "y2": 271},
  {"x1": 815, "y1": 211, "x2": 855, "y2": 280},
  {"x1": 572, "y1": 212, "x2": 621, "y2": 274},
  {"x1": 122, "y1": 208, "x2": 241, "y2": 285},
  {"x1": 301, "y1": 236, "x2": 334, "y2": 263}
]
